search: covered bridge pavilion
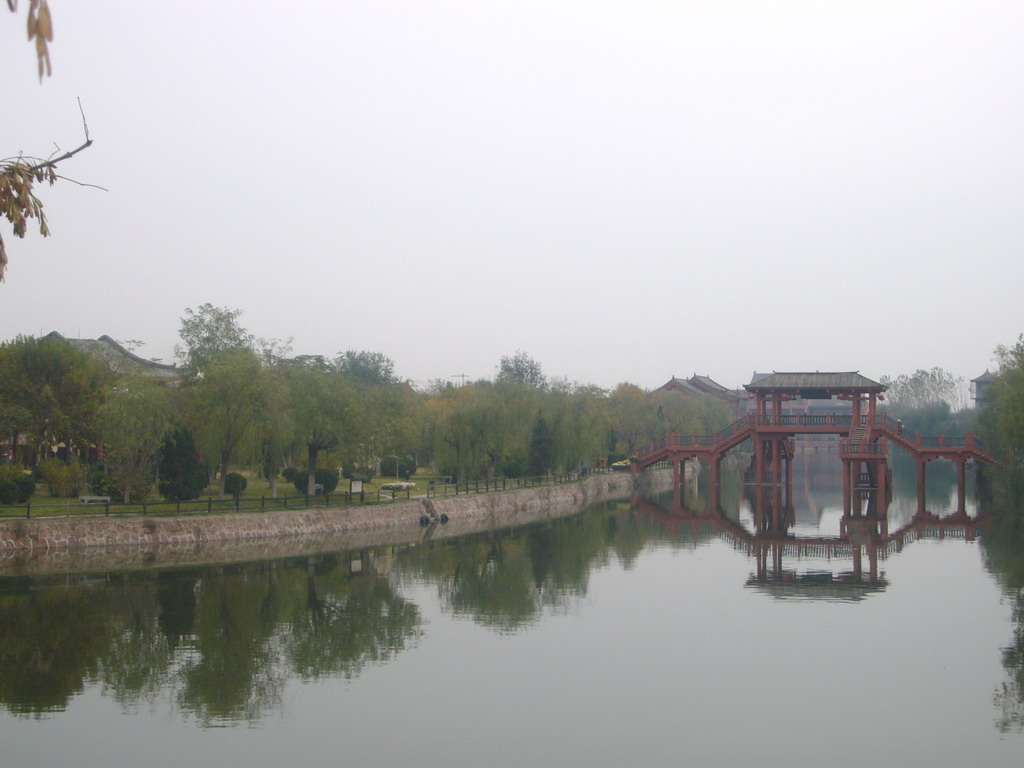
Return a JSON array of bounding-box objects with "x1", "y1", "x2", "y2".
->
[{"x1": 633, "y1": 371, "x2": 992, "y2": 515}]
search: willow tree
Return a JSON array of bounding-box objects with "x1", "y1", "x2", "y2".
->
[
  {"x1": 96, "y1": 376, "x2": 173, "y2": 503},
  {"x1": 189, "y1": 349, "x2": 265, "y2": 498},
  {"x1": 288, "y1": 364, "x2": 357, "y2": 495}
]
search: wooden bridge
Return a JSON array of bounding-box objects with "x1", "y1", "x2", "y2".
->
[{"x1": 632, "y1": 372, "x2": 994, "y2": 515}]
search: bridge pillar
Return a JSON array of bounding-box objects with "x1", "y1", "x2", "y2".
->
[
  {"x1": 842, "y1": 458, "x2": 851, "y2": 515},
  {"x1": 957, "y1": 458, "x2": 966, "y2": 514},
  {"x1": 754, "y1": 436, "x2": 765, "y2": 486},
  {"x1": 875, "y1": 470, "x2": 886, "y2": 514},
  {"x1": 772, "y1": 437, "x2": 782, "y2": 488}
]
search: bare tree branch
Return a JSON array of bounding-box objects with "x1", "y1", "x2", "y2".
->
[{"x1": 1, "y1": 100, "x2": 99, "y2": 282}]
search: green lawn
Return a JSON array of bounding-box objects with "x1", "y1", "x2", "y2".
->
[{"x1": 1, "y1": 467, "x2": 446, "y2": 518}]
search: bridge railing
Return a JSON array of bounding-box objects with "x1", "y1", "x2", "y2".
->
[
  {"x1": 872, "y1": 415, "x2": 988, "y2": 454},
  {"x1": 755, "y1": 414, "x2": 854, "y2": 428},
  {"x1": 840, "y1": 441, "x2": 887, "y2": 456},
  {"x1": 638, "y1": 413, "x2": 991, "y2": 465},
  {"x1": 714, "y1": 415, "x2": 753, "y2": 444},
  {"x1": 637, "y1": 415, "x2": 756, "y2": 461}
]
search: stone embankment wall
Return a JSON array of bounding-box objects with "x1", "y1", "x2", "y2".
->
[{"x1": 0, "y1": 469, "x2": 672, "y2": 575}]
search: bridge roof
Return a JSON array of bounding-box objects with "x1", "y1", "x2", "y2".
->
[{"x1": 744, "y1": 371, "x2": 885, "y2": 394}]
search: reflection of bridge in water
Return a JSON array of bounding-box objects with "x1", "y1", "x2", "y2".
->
[
  {"x1": 633, "y1": 481, "x2": 986, "y2": 602},
  {"x1": 633, "y1": 372, "x2": 994, "y2": 517}
]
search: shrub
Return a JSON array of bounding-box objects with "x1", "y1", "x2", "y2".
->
[
  {"x1": 0, "y1": 465, "x2": 34, "y2": 502},
  {"x1": 293, "y1": 468, "x2": 339, "y2": 495},
  {"x1": 11, "y1": 474, "x2": 35, "y2": 503},
  {"x1": 158, "y1": 428, "x2": 209, "y2": 501},
  {"x1": 0, "y1": 480, "x2": 19, "y2": 505},
  {"x1": 607, "y1": 452, "x2": 627, "y2": 465},
  {"x1": 501, "y1": 456, "x2": 525, "y2": 478},
  {"x1": 89, "y1": 464, "x2": 123, "y2": 500},
  {"x1": 224, "y1": 472, "x2": 248, "y2": 497},
  {"x1": 281, "y1": 466, "x2": 299, "y2": 482},
  {"x1": 36, "y1": 458, "x2": 88, "y2": 497}
]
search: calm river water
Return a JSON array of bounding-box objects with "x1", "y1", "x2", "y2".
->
[{"x1": 3, "y1": 456, "x2": 1024, "y2": 767}]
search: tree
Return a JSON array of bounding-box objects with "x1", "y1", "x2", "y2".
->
[
  {"x1": 469, "y1": 380, "x2": 538, "y2": 479},
  {"x1": 335, "y1": 350, "x2": 398, "y2": 386},
  {"x1": 335, "y1": 351, "x2": 415, "y2": 476},
  {"x1": 288, "y1": 365, "x2": 356, "y2": 495},
  {"x1": 0, "y1": 404, "x2": 31, "y2": 464},
  {"x1": 189, "y1": 349, "x2": 265, "y2": 498},
  {"x1": 157, "y1": 427, "x2": 208, "y2": 501},
  {"x1": 175, "y1": 304, "x2": 253, "y2": 372},
  {"x1": 986, "y1": 335, "x2": 1024, "y2": 461},
  {"x1": 0, "y1": 334, "x2": 108, "y2": 458},
  {"x1": 545, "y1": 380, "x2": 609, "y2": 473},
  {"x1": 879, "y1": 368, "x2": 966, "y2": 411},
  {"x1": 252, "y1": 359, "x2": 294, "y2": 499},
  {"x1": 96, "y1": 376, "x2": 173, "y2": 503},
  {"x1": 526, "y1": 414, "x2": 554, "y2": 477},
  {"x1": 606, "y1": 382, "x2": 658, "y2": 455},
  {"x1": 2, "y1": 4, "x2": 97, "y2": 283},
  {"x1": 497, "y1": 350, "x2": 546, "y2": 389}
]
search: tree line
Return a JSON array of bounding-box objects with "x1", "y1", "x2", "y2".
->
[{"x1": 0, "y1": 304, "x2": 732, "y2": 503}]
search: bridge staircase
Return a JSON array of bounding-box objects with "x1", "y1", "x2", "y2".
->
[{"x1": 871, "y1": 414, "x2": 995, "y2": 464}]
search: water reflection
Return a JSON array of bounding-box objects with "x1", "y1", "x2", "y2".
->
[
  {"x1": 979, "y1": 480, "x2": 1024, "y2": 733},
  {"x1": 0, "y1": 458, "x2": 1021, "y2": 740},
  {"x1": 640, "y1": 453, "x2": 988, "y2": 602},
  {"x1": 0, "y1": 554, "x2": 423, "y2": 723}
]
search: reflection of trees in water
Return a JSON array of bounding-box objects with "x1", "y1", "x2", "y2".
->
[
  {"x1": 395, "y1": 530, "x2": 586, "y2": 633},
  {"x1": 176, "y1": 567, "x2": 285, "y2": 723},
  {"x1": 0, "y1": 503, "x2": 714, "y2": 721},
  {"x1": 394, "y1": 502, "x2": 653, "y2": 632},
  {"x1": 100, "y1": 578, "x2": 176, "y2": 708},
  {"x1": 284, "y1": 558, "x2": 423, "y2": 682},
  {"x1": 980, "y1": 499, "x2": 1024, "y2": 733},
  {"x1": 0, "y1": 584, "x2": 109, "y2": 714},
  {"x1": 0, "y1": 557, "x2": 422, "y2": 724}
]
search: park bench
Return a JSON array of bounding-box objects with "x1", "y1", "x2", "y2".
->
[{"x1": 79, "y1": 495, "x2": 111, "y2": 504}]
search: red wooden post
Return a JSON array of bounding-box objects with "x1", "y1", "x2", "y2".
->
[
  {"x1": 957, "y1": 459, "x2": 966, "y2": 514},
  {"x1": 772, "y1": 437, "x2": 782, "y2": 487},
  {"x1": 842, "y1": 458, "x2": 851, "y2": 514}
]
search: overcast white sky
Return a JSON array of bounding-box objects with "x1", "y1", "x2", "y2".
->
[{"x1": 1, "y1": 0, "x2": 1021, "y2": 391}]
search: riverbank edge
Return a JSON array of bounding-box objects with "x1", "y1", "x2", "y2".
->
[{"x1": 0, "y1": 469, "x2": 673, "y2": 575}]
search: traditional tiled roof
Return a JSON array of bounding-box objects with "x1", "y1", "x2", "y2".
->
[
  {"x1": 46, "y1": 332, "x2": 180, "y2": 380},
  {"x1": 688, "y1": 374, "x2": 739, "y2": 401},
  {"x1": 654, "y1": 376, "x2": 703, "y2": 395},
  {"x1": 971, "y1": 370, "x2": 994, "y2": 383},
  {"x1": 744, "y1": 371, "x2": 884, "y2": 393}
]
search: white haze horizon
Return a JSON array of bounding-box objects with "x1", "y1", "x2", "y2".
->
[{"x1": 2, "y1": 1, "x2": 1021, "y2": 392}]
